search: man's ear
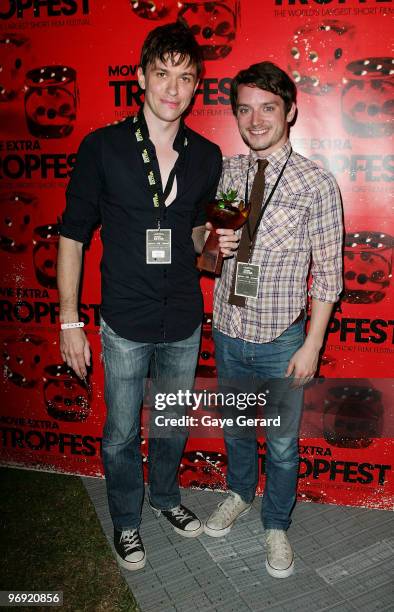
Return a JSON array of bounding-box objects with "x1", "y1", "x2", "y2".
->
[
  {"x1": 137, "y1": 66, "x2": 145, "y2": 90},
  {"x1": 287, "y1": 102, "x2": 296, "y2": 123}
]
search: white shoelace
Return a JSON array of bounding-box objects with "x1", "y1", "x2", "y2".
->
[
  {"x1": 266, "y1": 531, "x2": 292, "y2": 558},
  {"x1": 120, "y1": 529, "x2": 142, "y2": 552},
  {"x1": 168, "y1": 505, "x2": 192, "y2": 525},
  {"x1": 211, "y1": 493, "x2": 245, "y2": 522}
]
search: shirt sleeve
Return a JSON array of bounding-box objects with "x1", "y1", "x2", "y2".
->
[
  {"x1": 308, "y1": 171, "x2": 343, "y2": 303},
  {"x1": 193, "y1": 145, "x2": 222, "y2": 227},
  {"x1": 59, "y1": 131, "x2": 103, "y2": 245}
]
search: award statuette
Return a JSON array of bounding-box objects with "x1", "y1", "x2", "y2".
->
[{"x1": 197, "y1": 189, "x2": 250, "y2": 275}]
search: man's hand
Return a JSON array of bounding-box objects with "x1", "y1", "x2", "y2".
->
[
  {"x1": 205, "y1": 222, "x2": 239, "y2": 257},
  {"x1": 285, "y1": 342, "x2": 320, "y2": 387},
  {"x1": 60, "y1": 328, "x2": 91, "y2": 379},
  {"x1": 285, "y1": 299, "x2": 334, "y2": 387}
]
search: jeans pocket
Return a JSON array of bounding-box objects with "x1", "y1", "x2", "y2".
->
[
  {"x1": 100, "y1": 316, "x2": 114, "y2": 335},
  {"x1": 100, "y1": 317, "x2": 124, "y2": 349}
]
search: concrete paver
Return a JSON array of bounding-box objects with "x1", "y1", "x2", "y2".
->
[{"x1": 83, "y1": 478, "x2": 393, "y2": 612}]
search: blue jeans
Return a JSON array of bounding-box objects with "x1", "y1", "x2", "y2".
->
[
  {"x1": 101, "y1": 318, "x2": 201, "y2": 531},
  {"x1": 213, "y1": 319, "x2": 305, "y2": 530}
]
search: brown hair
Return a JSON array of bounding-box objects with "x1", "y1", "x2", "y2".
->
[
  {"x1": 140, "y1": 21, "x2": 203, "y2": 78},
  {"x1": 230, "y1": 62, "x2": 297, "y2": 115}
]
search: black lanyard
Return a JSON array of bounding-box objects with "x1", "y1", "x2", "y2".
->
[
  {"x1": 245, "y1": 150, "x2": 292, "y2": 243},
  {"x1": 133, "y1": 113, "x2": 187, "y2": 226}
]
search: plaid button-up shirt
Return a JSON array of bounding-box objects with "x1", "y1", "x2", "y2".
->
[{"x1": 213, "y1": 140, "x2": 343, "y2": 343}]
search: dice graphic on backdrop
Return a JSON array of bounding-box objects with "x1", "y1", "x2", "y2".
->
[
  {"x1": 180, "y1": 450, "x2": 227, "y2": 489},
  {"x1": 342, "y1": 57, "x2": 394, "y2": 138},
  {"x1": 288, "y1": 20, "x2": 355, "y2": 95},
  {"x1": 196, "y1": 312, "x2": 217, "y2": 377},
  {"x1": 43, "y1": 364, "x2": 91, "y2": 422},
  {"x1": 32, "y1": 223, "x2": 60, "y2": 289},
  {"x1": 322, "y1": 384, "x2": 383, "y2": 449},
  {"x1": 178, "y1": 1, "x2": 240, "y2": 60},
  {"x1": 2, "y1": 334, "x2": 47, "y2": 388},
  {"x1": 200, "y1": 312, "x2": 214, "y2": 363},
  {"x1": 0, "y1": 192, "x2": 37, "y2": 254},
  {"x1": 24, "y1": 66, "x2": 77, "y2": 138},
  {"x1": 297, "y1": 489, "x2": 327, "y2": 504},
  {"x1": 0, "y1": 34, "x2": 31, "y2": 102},
  {"x1": 130, "y1": 0, "x2": 177, "y2": 20},
  {"x1": 343, "y1": 231, "x2": 393, "y2": 304},
  {"x1": 319, "y1": 353, "x2": 337, "y2": 374}
]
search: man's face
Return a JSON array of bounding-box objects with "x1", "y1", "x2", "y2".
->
[
  {"x1": 138, "y1": 54, "x2": 199, "y2": 124},
  {"x1": 236, "y1": 84, "x2": 296, "y2": 157}
]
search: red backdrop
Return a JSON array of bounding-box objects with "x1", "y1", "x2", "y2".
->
[{"x1": 0, "y1": 0, "x2": 393, "y2": 509}]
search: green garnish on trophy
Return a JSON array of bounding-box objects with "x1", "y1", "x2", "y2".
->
[{"x1": 197, "y1": 188, "x2": 251, "y2": 275}]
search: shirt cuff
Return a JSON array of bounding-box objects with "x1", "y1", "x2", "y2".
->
[
  {"x1": 59, "y1": 224, "x2": 91, "y2": 245},
  {"x1": 308, "y1": 284, "x2": 342, "y2": 303}
]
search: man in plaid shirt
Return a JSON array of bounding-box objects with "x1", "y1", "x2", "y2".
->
[{"x1": 204, "y1": 62, "x2": 343, "y2": 578}]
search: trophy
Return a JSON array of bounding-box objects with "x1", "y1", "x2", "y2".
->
[{"x1": 197, "y1": 189, "x2": 250, "y2": 275}]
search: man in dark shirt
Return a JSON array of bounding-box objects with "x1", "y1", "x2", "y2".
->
[{"x1": 57, "y1": 22, "x2": 237, "y2": 571}]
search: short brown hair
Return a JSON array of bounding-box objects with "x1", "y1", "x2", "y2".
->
[
  {"x1": 230, "y1": 62, "x2": 297, "y2": 115},
  {"x1": 140, "y1": 22, "x2": 203, "y2": 78}
]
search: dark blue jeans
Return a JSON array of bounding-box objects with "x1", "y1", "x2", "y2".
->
[
  {"x1": 101, "y1": 318, "x2": 201, "y2": 531},
  {"x1": 213, "y1": 319, "x2": 305, "y2": 530}
]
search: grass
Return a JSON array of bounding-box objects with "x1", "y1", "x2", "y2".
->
[{"x1": 0, "y1": 467, "x2": 139, "y2": 611}]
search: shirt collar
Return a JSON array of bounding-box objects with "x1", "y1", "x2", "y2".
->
[
  {"x1": 248, "y1": 140, "x2": 292, "y2": 172},
  {"x1": 136, "y1": 108, "x2": 187, "y2": 152}
]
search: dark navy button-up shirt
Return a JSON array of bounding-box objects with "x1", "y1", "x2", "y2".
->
[{"x1": 60, "y1": 116, "x2": 222, "y2": 342}]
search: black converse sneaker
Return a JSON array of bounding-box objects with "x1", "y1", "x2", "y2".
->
[
  {"x1": 114, "y1": 528, "x2": 146, "y2": 571},
  {"x1": 150, "y1": 502, "x2": 203, "y2": 537}
]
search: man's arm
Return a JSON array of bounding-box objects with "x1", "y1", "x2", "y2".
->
[
  {"x1": 286, "y1": 171, "x2": 343, "y2": 385},
  {"x1": 286, "y1": 299, "x2": 333, "y2": 384},
  {"x1": 57, "y1": 131, "x2": 102, "y2": 377},
  {"x1": 57, "y1": 236, "x2": 91, "y2": 378}
]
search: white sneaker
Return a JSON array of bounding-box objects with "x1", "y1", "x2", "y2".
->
[
  {"x1": 204, "y1": 491, "x2": 251, "y2": 537},
  {"x1": 265, "y1": 529, "x2": 294, "y2": 578}
]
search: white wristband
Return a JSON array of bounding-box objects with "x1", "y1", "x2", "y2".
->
[{"x1": 60, "y1": 322, "x2": 85, "y2": 330}]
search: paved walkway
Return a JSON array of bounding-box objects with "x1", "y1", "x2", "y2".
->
[{"x1": 83, "y1": 478, "x2": 394, "y2": 612}]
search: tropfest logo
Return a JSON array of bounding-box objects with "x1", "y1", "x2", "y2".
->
[
  {"x1": 0, "y1": 140, "x2": 76, "y2": 179},
  {"x1": 0, "y1": 0, "x2": 90, "y2": 19}
]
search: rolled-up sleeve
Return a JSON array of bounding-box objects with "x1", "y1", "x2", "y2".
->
[
  {"x1": 308, "y1": 171, "x2": 343, "y2": 303},
  {"x1": 60, "y1": 131, "x2": 103, "y2": 245}
]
